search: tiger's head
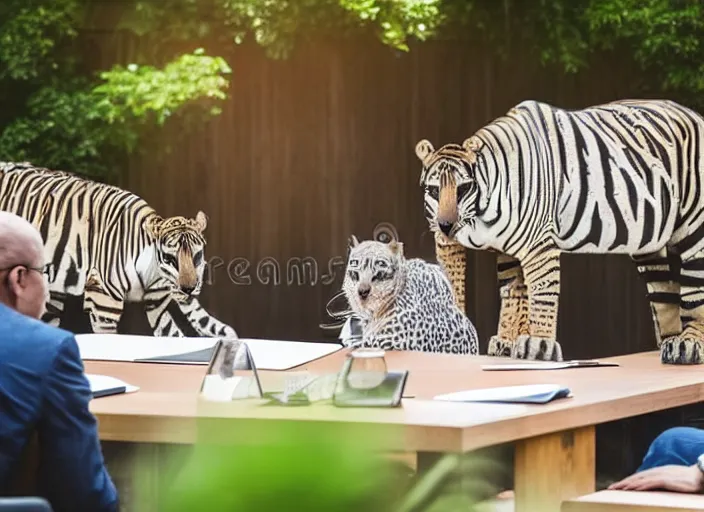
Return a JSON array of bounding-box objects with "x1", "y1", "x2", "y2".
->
[
  {"x1": 415, "y1": 136, "x2": 488, "y2": 248},
  {"x1": 342, "y1": 235, "x2": 405, "y2": 320},
  {"x1": 145, "y1": 211, "x2": 208, "y2": 299}
]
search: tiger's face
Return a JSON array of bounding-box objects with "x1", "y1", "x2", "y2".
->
[
  {"x1": 415, "y1": 137, "x2": 486, "y2": 248},
  {"x1": 342, "y1": 236, "x2": 404, "y2": 319},
  {"x1": 145, "y1": 211, "x2": 208, "y2": 299}
]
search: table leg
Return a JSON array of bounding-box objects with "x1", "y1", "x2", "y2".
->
[{"x1": 514, "y1": 425, "x2": 595, "y2": 512}]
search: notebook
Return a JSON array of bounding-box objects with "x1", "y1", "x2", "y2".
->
[
  {"x1": 481, "y1": 360, "x2": 620, "y2": 371},
  {"x1": 434, "y1": 384, "x2": 572, "y2": 405},
  {"x1": 86, "y1": 374, "x2": 139, "y2": 399}
]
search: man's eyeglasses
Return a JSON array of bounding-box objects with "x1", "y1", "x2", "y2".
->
[{"x1": 0, "y1": 263, "x2": 56, "y2": 283}]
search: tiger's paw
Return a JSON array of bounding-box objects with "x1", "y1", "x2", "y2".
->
[
  {"x1": 487, "y1": 336, "x2": 513, "y2": 357},
  {"x1": 660, "y1": 336, "x2": 704, "y2": 365},
  {"x1": 512, "y1": 335, "x2": 563, "y2": 361}
]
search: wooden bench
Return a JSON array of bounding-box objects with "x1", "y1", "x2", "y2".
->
[{"x1": 561, "y1": 490, "x2": 704, "y2": 512}]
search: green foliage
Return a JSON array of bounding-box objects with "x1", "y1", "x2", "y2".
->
[
  {"x1": 118, "y1": 0, "x2": 441, "y2": 59},
  {"x1": 94, "y1": 49, "x2": 231, "y2": 126},
  {"x1": 435, "y1": 0, "x2": 704, "y2": 106},
  {"x1": 3, "y1": 0, "x2": 704, "y2": 180},
  {"x1": 0, "y1": 0, "x2": 442, "y2": 179},
  {"x1": 145, "y1": 0, "x2": 443, "y2": 59},
  {"x1": 0, "y1": 47, "x2": 230, "y2": 180},
  {"x1": 0, "y1": 78, "x2": 126, "y2": 178},
  {"x1": 0, "y1": 0, "x2": 80, "y2": 81},
  {"x1": 339, "y1": 0, "x2": 442, "y2": 52},
  {"x1": 584, "y1": 0, "x2": 704, "y2": 94},
  {"x1": 0, "y1": 0, "x2": 230, "y2": 180}
]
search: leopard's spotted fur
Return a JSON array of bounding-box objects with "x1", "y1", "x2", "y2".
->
[{"x1": 342, "y1": 236, "x2": 478, "y2": 355}]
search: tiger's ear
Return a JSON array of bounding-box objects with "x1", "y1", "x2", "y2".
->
[
  {"x1": 415, "y1": 139, "x2": 435, "y2": 165},
  {"x1": 462, "y1": 136, "x2": 483, "y2": 152},
  {"x1": 145, "y1": 215, "x2": 164, "y2": 239},
  {"x1": 388, "y1": 240, "x2": 404, "y2": 258},
  {"x1": 462, "y1": 136, "x2": 483, "y2": 164},
  {"x1": 194, "y1": 211, "x2": 208, "y2": 233},
  {"x1": 349, "y1": 234, "x2": 360, "y2": 248},
  {"x1": 462, "y1": 136, "x2": 483, "y2": 153}
]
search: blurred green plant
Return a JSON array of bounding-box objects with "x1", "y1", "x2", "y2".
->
[
  {"x1": 153, "y1": 421, "x2": 407, "y2": 511},
  {"x1": 145, "y1": 418, "x2": 507, "y2": 511}
]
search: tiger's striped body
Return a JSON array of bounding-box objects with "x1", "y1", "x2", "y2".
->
[
  {"x1": 416, "y1": 99, "x2": 704, "y2": 364},
  {"x1": 0, "y1": 162, "x2": 237, "y2": 338}
]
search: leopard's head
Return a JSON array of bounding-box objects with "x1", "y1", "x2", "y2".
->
[{"x1": 342, "y1": 236, "x2": 405, "y2": 319}]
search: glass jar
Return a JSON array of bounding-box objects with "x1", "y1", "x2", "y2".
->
[{"x1": 340, "y1": 348, "x2": 388, "y2": 390}]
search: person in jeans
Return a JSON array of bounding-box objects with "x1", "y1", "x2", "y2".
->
[
  {"x1": 609, "y1": 426, "x2": 704, "y2": 493},
  {"x1": 0, "y1": 211, "x2": 119, "y2": 511}
]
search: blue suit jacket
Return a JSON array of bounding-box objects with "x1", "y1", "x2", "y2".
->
[{"x1": 0, "y1": 303, "x2": 119, "y2": 511}]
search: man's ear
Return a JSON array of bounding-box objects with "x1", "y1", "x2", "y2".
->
[
  {"x1": 6, "y1": 266, "x2": 28, "y2": 298},
  {"x1": 195, "y1": 211, "x2": 208, "y2": 233},
  {"x1": 145, "y1": 215, "x2": 163, "y2": 240},
  {"x1": 415, "y1": 139, "x2": 435, "y2": 165}
]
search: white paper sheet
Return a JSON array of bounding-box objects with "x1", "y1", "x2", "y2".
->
[
  {"x1": 76, "y1": 334, "x2": 217, "y2": 361},
  {"x1": 434, "y1": 384, "x2": 572, "y2": 404},
  {"x1": 85, "y1": 373, "x2": 140, "y2": 395},
  {"x1": 75, "y1": 334, "x2": 343, "y2": 371},
  {"x1": 245, "y1": 338, "x2": 342, "y2": 370}
]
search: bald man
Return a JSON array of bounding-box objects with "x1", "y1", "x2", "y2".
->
[{"x1": 0, "y1": 211, "x2": 118, "y2": 511}]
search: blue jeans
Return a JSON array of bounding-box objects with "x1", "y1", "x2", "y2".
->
[{"x1": 638, "y1": 426, "x2": 704, "y2": 471}]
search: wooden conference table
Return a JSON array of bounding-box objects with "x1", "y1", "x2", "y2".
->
[{"x1": 85, "y1": 349, "x2": 704, "y2": 512}]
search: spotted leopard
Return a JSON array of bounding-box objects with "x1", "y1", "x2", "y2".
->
[{"x1": 341, "y1": 235, "x2": 479, "y2": 355}]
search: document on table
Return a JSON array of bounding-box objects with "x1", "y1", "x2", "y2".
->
[
  {"x1": 434, "y1": 384, "x2": 572, "y2": 405},
  {"x1": 481, "y1": 360, "x2": 620, "y2": 371},
  {"x1": 75, "y1": 334, "x2": 343, "y2": 371},
  {"x1": 85, "y1": 374, "x2": 139, "y2": 398}
]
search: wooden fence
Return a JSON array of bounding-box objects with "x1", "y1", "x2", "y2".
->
[{"x1": 68, "y1": 31, "x2": 669, "y2": 360}]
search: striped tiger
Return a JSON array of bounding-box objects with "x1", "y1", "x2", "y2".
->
[
  {"x1": 415, "y1": 98, "x2": 704, "y2": 365},
  {"x1": 0, "y1": 162, "x2": 237, "y2": 338}
]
